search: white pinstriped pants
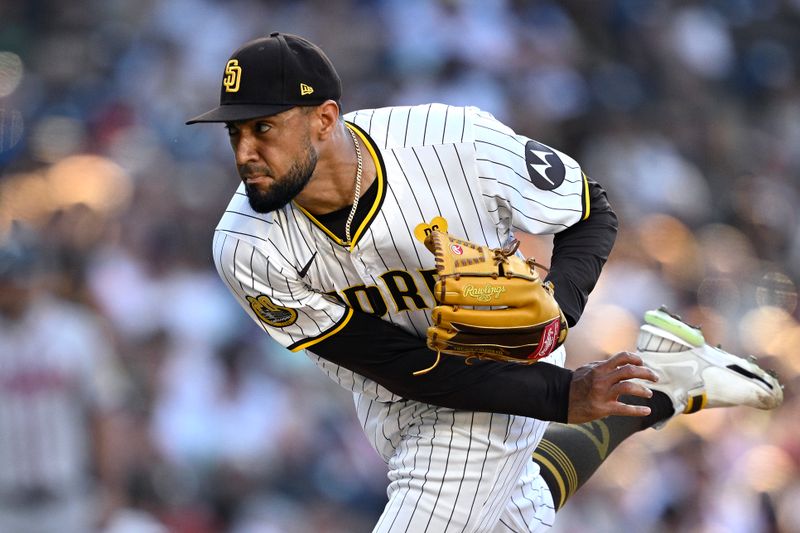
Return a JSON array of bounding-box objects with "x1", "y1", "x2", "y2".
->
[{"x1": 356, "y1": 348, "x2": 564, "y2": 533}]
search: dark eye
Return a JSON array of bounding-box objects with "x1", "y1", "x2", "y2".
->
[
  {"x1": 224, "y1": 123, "x2": 238, "y2": 136},
  {"x1": 255, "y1": 122, "x2": 271, "y2": 134}
]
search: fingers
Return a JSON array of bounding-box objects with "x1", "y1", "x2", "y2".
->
[
  {"x1": 597, "y1": 351, "x2": 644, "y2": 369},
  {"x1": 598, "y1": 351, "x2": 659, "y2": 384},
  {"x1": 567, "y1": 397, "x2": 652, "y2": 423},
  {"x1": 606, "y1": 402, "x2": 651, "y2": 418},
  {"x1": 612, "y1": 379, "x2": 654, "y2": 400},
  {"x1": 606, "y1": 372, "x2": 657, "y2": 417},
  {"x1": 610, "y1": 364, "x2": 659, "y2": 384},
  {"x1": 568, "y1": 351, "x2": 662, "y2": 423}
]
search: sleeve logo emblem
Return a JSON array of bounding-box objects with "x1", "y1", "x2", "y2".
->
[
  {"x1": 246, "y1": 294, "x2": 297, "y2": 327},
  {"x1": 525, "y1": 140, "x2": 565, "y2": 190},
  {"x1": 223, "y1": 59, "x2": 242, "y2": 93},
  {"x1": 300, "y1": 83, "x2": 314, "y2": 96}
]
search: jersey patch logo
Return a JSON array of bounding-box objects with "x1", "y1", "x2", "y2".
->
[
  {"x1": 223, "y1": 59, "x2": 242, "y2": 93},
  {"x1": 246, "y1": 295, "x2": 298, "y2": 327},
  {"x1": 525, "y1": 140, "x2": 565, "y2": 191},
  {"x1": 413, "y1": 216, "x2": 449, "y2": 243},
  {"x1": 450, "y1": 243, "x2": 463, "y2": 255}
]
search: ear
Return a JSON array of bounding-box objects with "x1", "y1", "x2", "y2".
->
[{"x1": 313, "y1": 100, "x2": 340, "y2": 140}]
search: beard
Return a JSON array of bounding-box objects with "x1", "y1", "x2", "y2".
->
[{"x1": 242, "y1": 139, "x2": 318, "y2": 214}]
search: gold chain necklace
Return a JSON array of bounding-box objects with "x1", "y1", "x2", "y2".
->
[{"x1": 343, "y1": 126, "x2": 363, "y2": 247}]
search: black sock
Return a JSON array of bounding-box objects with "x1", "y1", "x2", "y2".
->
[{"x1": 534, "y1": 391, "x2": 674, "y2": 510}]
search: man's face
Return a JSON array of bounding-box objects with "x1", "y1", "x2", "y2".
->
[{"x1": 226, "y1": 107, "x2": 318, "y2": 213}]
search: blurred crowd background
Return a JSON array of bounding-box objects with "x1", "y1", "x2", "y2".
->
[{"x1": 1, "y1": 0, "x2": 799, "y2": 532}]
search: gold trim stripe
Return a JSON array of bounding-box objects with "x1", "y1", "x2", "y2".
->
[
  {"x1": 347, "y1": 124, "x2": 384, "y2": 251},
  {"x1": 684, "y1": 396, "x2": 694, "y2": 414},
  {"x1": 572, "y1": 421, "x2": 611, "y2": 460},
  {"x1": 684, "y1": 393, "x2": 708, "y2": 414},
  {"x1": 532, "y1": 452, "x2": 567, "y2": 510},
  {"x1": 290, "y1": 307, "x2": 354, "y2": 352},
  {"x1": 581, "y1": 172, "x2": 590, "y2": 221},
  {"x1": 294, "y1": 203, "x2": 347, "y2": 245},
  {"x1": 537, "y1": 439, "x2": 578, "y2": 498}
]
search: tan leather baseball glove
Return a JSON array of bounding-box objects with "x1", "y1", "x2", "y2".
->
[{"x1": 421, "y1": 231, "x2": 568, "y2": 369}]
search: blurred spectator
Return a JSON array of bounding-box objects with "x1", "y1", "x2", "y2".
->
[{"x1": 0, "y1": 225, "x2": 130, "y2": 532}]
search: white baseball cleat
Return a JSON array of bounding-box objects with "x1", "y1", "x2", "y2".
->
[{"x1": 635, "y1": 307, "x2": 783, "y2": 423}]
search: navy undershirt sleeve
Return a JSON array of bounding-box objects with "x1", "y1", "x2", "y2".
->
[
  {"x1": 310, "y1": 310, "x2": 573, "y2": 422},
  {"x1": 545, "y1": 177, "x2": 618, "y2": 327}
]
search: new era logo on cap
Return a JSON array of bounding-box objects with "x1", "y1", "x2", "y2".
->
[{"x1": 186, "y1": 32, "x2": 342, "y2": 124}]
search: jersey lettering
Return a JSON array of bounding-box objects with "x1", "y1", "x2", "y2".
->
[
  {"x1": 417, "y1": 268, "x2": 438, "y2": 298},
  {"x1": 379, "y1": 270, "x2": 427, "y2": 312},
  {"x1": 330, "y1": 269, "x2": 440, "y2": 316},
  {"x1": 342, "y1": 285, "x2": 388, "y2": 316}
]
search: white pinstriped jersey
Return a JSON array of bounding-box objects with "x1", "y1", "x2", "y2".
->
[{"x1": 213, "y1": 104, "x2": 588, "y2": 402}]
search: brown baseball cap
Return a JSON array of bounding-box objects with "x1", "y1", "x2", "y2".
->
[{"x1": 186, "y1": 32, "x2": 341, "y2": 124}]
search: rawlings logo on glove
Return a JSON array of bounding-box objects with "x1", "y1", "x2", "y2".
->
[{"x1": 416, "y1": 231, "x2": 568, "y2": 373}]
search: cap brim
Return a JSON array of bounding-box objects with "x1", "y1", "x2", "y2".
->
[{"x1": 185, "y1": 103, "x2": 296, "y2": 124}]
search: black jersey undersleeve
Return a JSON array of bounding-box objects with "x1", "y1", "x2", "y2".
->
[
  {"x1": 308, "y1": 310, "x2": 573, "y2": 422},
  {"x1": 545, "y1": 177, "x2": 618, "y2": 327}
]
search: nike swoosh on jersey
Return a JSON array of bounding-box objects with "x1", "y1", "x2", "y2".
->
[{"x1": 296, "y1": 251, "x2": 318, "y2": 278}]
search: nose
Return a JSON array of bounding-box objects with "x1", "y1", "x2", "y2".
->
[{"x1": 234, "y1": 131, "x2": 259, "y2": 166}]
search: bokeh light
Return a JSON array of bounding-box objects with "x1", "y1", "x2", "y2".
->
[
  {"x1": 570, "y1": 303, "x2": 638, "y2": 358},
  {"x1": 738, "y1": 306, "x2": 799, "y2": 362},
  {"x1": 0, "y1": 155, "x2": 133, "y2": 236},
  {"x1": 638, "y1": 214, "x2": 701, "y2": 284},
  {"x1": 0, "y1": 51, "x2": 23, "y2": 97},
  {"x1": 756, "y1": 271, "x2": 798, "y2": 313},
  {"x1": 697, "y1": 276, "x2": 741, "y2": 312},
  {"x1": 46, "y1": 155, "x2": 133, "y2": 214},
  {"x1": 30, "y1": 115, "x2": 87, "y2": 163},
  {"x1": 697, "y1": 224, "x2": 757, "y2": 276},
  {"x1": 743, "y1": 445, "x2": 796, "y2": 493},
  {"x1": 0, "y1": 171, "x2": 50, "y2": 238}
]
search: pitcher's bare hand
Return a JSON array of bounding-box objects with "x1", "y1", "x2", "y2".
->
[{"x1": 567, "y1": 351, "x2": 658, "y2": 424}]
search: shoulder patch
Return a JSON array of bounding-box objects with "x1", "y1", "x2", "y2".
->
[
  {"x1": 525, "y1": 140, "x2": 565, "y2": 190},
  {"x1": 246, "y1": 295, "x2": 298, "y2": 327}
]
